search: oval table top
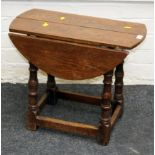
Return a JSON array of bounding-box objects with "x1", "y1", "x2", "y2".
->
[{"x1": 9, "y1": 9, "x2": 147, "y2": 50}]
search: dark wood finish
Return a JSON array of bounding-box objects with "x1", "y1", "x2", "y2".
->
[
  {"x1": 26, "y1": 63, "x2": 38, "y2": 130},
  {"x1": 36, "y1": 116, "x2": 97, "y2": 137},
  {"x1": 97, "y1": 70, "x2": 113, "y2": 145},
  {"x1": 9, "y1": 9, "x2": 147, "y2": 49},
  {"x1": 111, "y1": 105, "x2": 122, "y2": 127},
  {"x1": 56, "y1": 89, "x2": 101, "y2": 106},
  {"x1": 46, "y1": 74, "x2": 58, "y2": 105},
  {"x1": 114, "y1": 62, "x2": 124, "y2": 117},
  {"x1": 9, "y1": 33, "x2": 127, "y2": 80},
  {"x1": 37, "y1": 92, "x2": 49, "y2": 111}
]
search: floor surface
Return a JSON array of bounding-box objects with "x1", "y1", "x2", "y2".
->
[{"x1": 1, "y1": 84, "x2": 154, "y2": 155}]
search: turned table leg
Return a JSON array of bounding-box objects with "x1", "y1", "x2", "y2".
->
[
  {"x1": 26, "y1": 63, "x2": 38, "y2": 130},
  {"x1": 114, "y1": 62, "x2": 124, "y2": 117},
  {"x1": 97, "y1": 70, "x2": 113, "y2": 145},
  {"x1": 46, "y1": 74, "x2": 58, "y2": 105}
]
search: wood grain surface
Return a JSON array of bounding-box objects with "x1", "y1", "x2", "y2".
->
[
  {"x1": 9, "y1": 33, "x2": 128, "y2": 80},
  {"x1": 9, "y1": 9, "x2": 147, "y2": 49}
]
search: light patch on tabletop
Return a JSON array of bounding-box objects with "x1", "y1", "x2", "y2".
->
[
  {"x1": 136, "y1": 35, "x2": 144, "y2": 40},
  {"x1": 124, "y1": 26, "x2": 132, "y2": 29},
  {"x1": 60, "y1": 16, "x2": 66, "y2": 21},
  {"x1": 42, "y1": 21, "x2": 49, "y2": 27}
]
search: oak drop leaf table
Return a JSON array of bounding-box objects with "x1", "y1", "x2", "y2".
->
[{"x1": 9, "y1": 9, "x2": 147, "y2": 145}]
